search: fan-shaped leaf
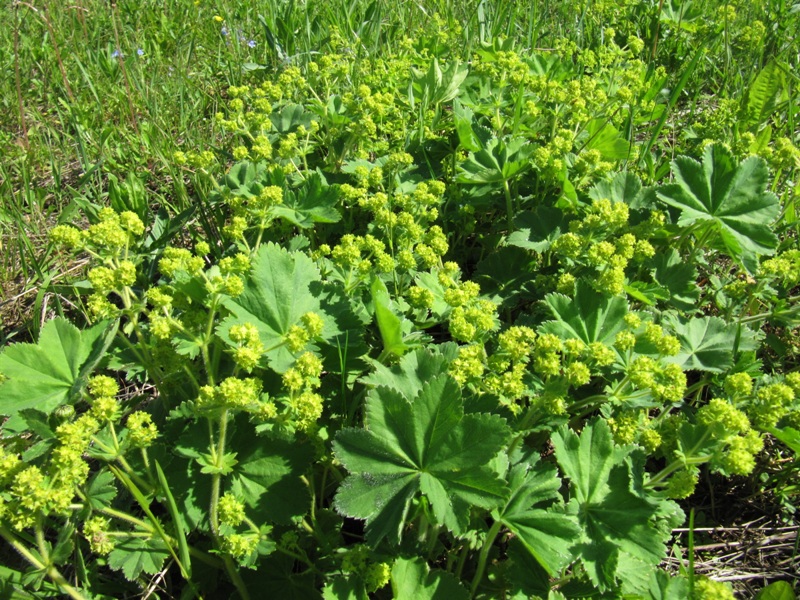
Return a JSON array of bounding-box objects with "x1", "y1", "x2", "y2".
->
[{"x1": 656, "y1": 144, "x2": 779, "y2": 273}]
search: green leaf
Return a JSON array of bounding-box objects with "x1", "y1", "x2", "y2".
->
[
  {"x1": 390, "y1": 557, "x2": 469, "y2": 600},
  {"x1": 83, "y1": 470, "x2": 118, "y2": 511},
  {"x1": 504, "y1": 538, "x2": 552, "y2": 598},
  {"x1": 645, "y1": 570, "x2": 690, "y2": 600},
  {"x1": 663, "y1": 315, "x2": 759, "y2": 372},
  {"x1": 221, "y1": 243, "x2": 363, "y2": 372},
  {"x1": 170, "y1": 419, "x2": 314, "y2": 530},
  {"x1": 223, "y1": 161, "x2": 267, "y2": 198},
  {"x1": 410, "y1": 58, "x2": 469, "y2": 106},
  {"x1": 453, "y1": 98, "x2": 491, "y2": 152},
  {"x1": 334, "y1": 375, "x2": 509, "y2": 544},
  {"x1": 371, "y1": 277, "x2": 409, "y2": 358},
  {"x1": 242, "y1": 553, "x2": 317, "y2": 599},
  {"x1": 197, "y1": 451, "x2": 238, "y2": 475},
  {"x1": 49, "y1": 523, "x2": 75, "y2": 566},
  {"x1": 19, "y1": 409, "x2": 57, "y2": 461},
  {"x1": 754, "y1": 580, "x2": 796, "y2": 600},
  {"x1": 507, "y1": 207, "x2": 569, "y2": 252},
  {"x1": 745, "y1": 61, "x2": 786, "y2": 128},
  {"x1": 322, "y1": 577, "x2": 370, "y2": 600},
  {"x1": 768, "y1": 426, "x2": 800, "y2": 454},
  {"x1": 584, "y1": 119, "x2": 630, "y2": 161},
  {"x1": 539, "y1": 282, "x2": 629, "y2": 346},
  {"x1": 108, "y1": 171, "x2": 148, "y2": 219},
  {"x1": 656, "y1": 144, "x2": 780, "y2": 273},
  {"x1": 360, "y1": 346, "x2": 456, "y2": 401},
  {"x1": 271, "y1": 172, "x2": 341, "y2": 228},
  {"x1": 552, "y1": 419, "x2": 678, "y2": 590},
  {"x1": 474, "y1": 247, "x2": 538, "y2": 309},
  {"x1": 0, "y1": 564, "x2": 63, "y2": 598},
  {"x1": 650, "y1": 249, "x2": 701, "y2": 311},
  {"x1": 495, "y1": 459, "x2": 580, "y2": 575},
  {"x1": 271, "y1": 103, "x2": 313, "y2": 133},
  {"x1": 588, "y1": 171, "x2": 657, "y2": 211},
  {"x1": 107, "y1": 536, "x2": 170, "y2": 581},
  {"x1": 457, "y1": 137, "x2": 532, "y2": 185},
  {"x1": 0, "y1": 318, "x2": 116, "y2": 419},
  {"x1": 228, "y1": 429, "x2": 314, "y2": 525}
]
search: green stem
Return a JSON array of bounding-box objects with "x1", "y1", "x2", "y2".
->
[
  {"x1": 33, "y1": 517, "x2": 51, "y2": 573},
  {"x1": 209, "y1": 409, "x2": 230, "y2": 537},
  {"x1": 0, "y1": 525, "x2": 88, "y2": 600},
  {"x1": 646, "y1": 430, "x2": 711, "y2": 488},
  {"x1": 503, "y1": 179, "x2": 514, "y2": 231},
  {"x1": 276, "y1": 547, "x2": 324, "y2": 575},
  {"x1": 469, "y1": 520, "x2": 503, "y2": 598},
  {"x1": 454, "y1": 545, "x2": 469, "y2": 579},
  {"x1": 224, "y1": 554, "x2": 252, "y2": 600}
]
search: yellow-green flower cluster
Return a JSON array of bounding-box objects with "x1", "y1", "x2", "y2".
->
[
  {"x1": 724, "y1": 372, "x2": 753, "y2": 397},
  {"x1": 284, "y1": 312, "x2": 324, "y2": 353},
  {"x1": 126, "y1": 411, "x2": 158, "y2": 448},
  {"x1": 693, "y1": 577, "x2": 735, "y2": 600},
  {"x1": 51, "y1": 208, "x2": 144, "y2": 254},
  {"x1": 173, "y1": 149, "x2": 217, "y2": 168},
  {"x1": 218, "y1": 492, "x2": 246, "y2": 527},
  {"x1": 548, "y1": 197, "x2": 656, "y2": 295},
  {"x1": 222, "y1": 532, "x2": 259, "y2": 561},
  {"x1": 281, "y1": 352, "x2": 325, "y2": 431},
  {"x1": 607, "y1": 410, "x2": 648, "y2": 446},
  {"x1": 437, "y1": 269, "x2": 496, "y2": 342},
  {"x1": 532, "y1": 333, "x2": 563, "y2": 378},
  {"x1": 628, "y1": 357, "x2": 686, "y2": 402},
  {"x1": 330, "y1": 234, "x2": 395, "y2": 275},
  {"x1": 88, "y1": 375, "x2": 122, "y2": 423},
  {"x1": 760, "y1": 249, "x2": 800, "y2": 287},
  {"x1": 448, "y1": 300, "x2": 497, "y2": 343},
  {"x1": 159, "y1": 247, "x2": 205, "y2": 278},
  {"x1": 697, "y1": 398, "x2": 763, "y2": 476},
  {"x1": 642, "y1": 323, "x2": 681, "y2": 356},
  {"x1": 748, "y1": 383, "x2": 795, "y2": 429},
  {"x1": 2, "y1": 411, "x2": 99, "y2": 530},
  {"x1": 340, "y1": 544, "x2": 391, "y2": 593},
  {"x1": 450, "y1": 344, "x2": 488, "y2": 386},
  {"x1": 407, "y1": 285, "x2": 435, "y2": 310},
  {"x1": 83, "y1": 516, "x2": 115, "y2": 555},
  {"x1": 228, "y1": 323, "x2": 265, "y2": 372},
  {"x1": 665, "y1": 467, "x2": 699, "y2": 500},
  {"x1": 198, "y1": 377, "x2": 267, "y2": 414}
]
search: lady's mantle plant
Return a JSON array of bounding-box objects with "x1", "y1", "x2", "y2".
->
[{"x1": 1, "y1": 30, "x2": 799, "y2": 600}]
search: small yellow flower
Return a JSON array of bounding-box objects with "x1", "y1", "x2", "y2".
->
[{"x1": 214, "y1": 15, "x2": 224, "y2": 22}]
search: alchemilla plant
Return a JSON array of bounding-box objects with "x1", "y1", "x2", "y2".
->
[{"x1": 1, "y1": 1, "x2": 799, "y2": 598}]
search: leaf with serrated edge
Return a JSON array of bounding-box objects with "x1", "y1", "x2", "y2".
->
[
  {"x1": 334, "y1": 374, "x2": 509, "y2": 544},
  {"x1": 361, "y1": 347, "x2": 455, "y2": 401},
  {"x1": 650, "y1": 249, "x2": 700, "y2": 311},
  {"x1": 390, "y1": 557, "x2": 469, "y2": 600},
  {"x1": 553, "y1": 420, "x2": 677, "y2": 590},
  {"x1": 220, "y1": 243, "x2": 362, "y2": 373},
  {"x1": 552, "y1": 419, "x2": 627, "y2": 504},
  {"x1": 656, "y1": 144, "x2": 779, "y2": 273},
  {"x1": 495, "y1": 461, "x2": 580, "y2": 575},
  {"x1": 0, "y1": 318, "x2": 115, "y2": 418},
  {"x1": 84, "y1": 470, "x2": 118, "y2": 510},
  {"x1": 107, "y1": 536, "x2": 169, "y2": 581},
  {"x1": 539, "y1": 282, "x2": 629, "y2": 346},
  {"x1": 663, "y1": 315, "x2": 759, "y2": 372},
  {"x1": 228, "y1": 427, "x2": 314, "y2": 526}
]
